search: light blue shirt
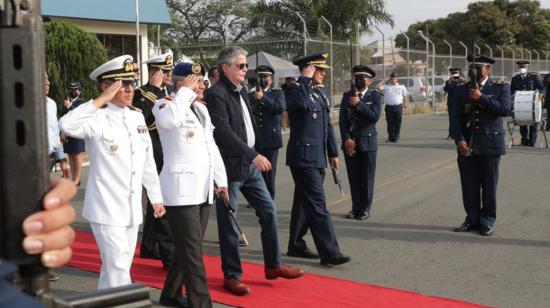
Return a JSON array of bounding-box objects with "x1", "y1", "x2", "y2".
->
[{"x1": 46, "y1": 97, "x2": 64, "y2": 159}]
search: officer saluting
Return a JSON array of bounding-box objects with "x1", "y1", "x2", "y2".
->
[
  {"x1": 248, "y1": 65, "x2": 285, "y2": 199},
  {"x1": 509, "y1": 60, "x2": 544, "y2": 146},
  {"x1": 59, "y1": 55, "x2": 166, "y2": 288},
  {"x1": 339, "y1": 65, "x2": 382, "y2": 220},
  {"x1": 286, "y1": 52, "x2": 351, "y2": 265},
  {"x1": 133, "y1": 51, "x2": 175, "y2": 266},
  {"x1": 450, "y1": 55, "x2": 511, "y2": 236}
]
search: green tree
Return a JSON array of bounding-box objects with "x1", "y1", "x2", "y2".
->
[
  {"x1": 395, "y1": 0, "x2": 550, "y2": 56},
  {"x1": 45, "y1": 21, "x2": 107, "y2": 114},
  {"x1": 249, "y1": 0, "x2": 394, "y2": 41}
]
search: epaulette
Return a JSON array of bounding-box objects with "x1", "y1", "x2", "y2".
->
[
  {"x1": 373, "y1": 88, "x2": 382, "y2": 93},
  {"x1": 128, "y1": 106, "x2": 143, "y2": 113},
  {"x1": 528, "y1": 72, "x2": 538, "y2": 75},
  {"x1": 492, "y1": 80, "x2": 506, "y2": 85},
  {"x1": 271, "y1": 88, "x2": 282, "y2": 91},
  {"x1": 137, "y1": 88, "x2": 157, "y2": 103},
  {"x1": 317, "y1": 84, "x2": 325, "y2": 88}
]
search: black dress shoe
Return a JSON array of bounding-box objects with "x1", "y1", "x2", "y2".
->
[
  {"x1": 354, "y1": 212, "x2": 369, "y2": 220},
  {"x1": 287, "y1": 249, "x2": 320, "y2": 259},
  {"x1": 343, "y1": 211, "x2": 355, "y2": 219},
  {"x1": 480, "y1": 225, "x2": 494, "y2": 236},
  {"x1": 159, "y1": 295, "x2": 189, "y2": 307},
  {"x1": 453, "y1": 222, "x2": 480, "y2": 232},
  {"x1": 320, "y1": 253, "x2": 351, "y2": 266}
]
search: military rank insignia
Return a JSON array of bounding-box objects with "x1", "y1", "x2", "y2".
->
[{"x1": 137, "y1": 125, "x2": 147, "y2": 133}]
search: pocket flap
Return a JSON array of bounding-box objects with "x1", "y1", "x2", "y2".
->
[{"x1": 168, "y1": 164, "x2": 196, "y2": 173}]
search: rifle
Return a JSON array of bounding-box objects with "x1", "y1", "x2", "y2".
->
[
  {"x1": 331, "y1": 167, "x2": 345, "y2": 198},
  {"x1": 465, "y1": 42, "x2": 479, "y2": 154},
  {"x1": 1, "y1": 1, "x2": 151, "y2": 306},
  {"x1": 347, "y1": 41, "x2": 360, "y2": 133}
]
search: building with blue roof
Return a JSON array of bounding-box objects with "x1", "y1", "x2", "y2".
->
[{"x1": 41, "y1": 0, "x2": 171, "y2": 80}]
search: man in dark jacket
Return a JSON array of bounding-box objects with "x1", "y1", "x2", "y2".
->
[
  {"x1": 133, "y1": 51, "x2": 174, "y2": 268},
  {"x1": 451, "y1": 55, "x2": 511, "y2": 236},
  {"x1": 285, "y1": 52, "x2": 351, "y2": 266},
  {"x1": 207, "y1": 46, "x2": 303, "y2": 296},
  {"x1": 248, "y1": 65, "x2": 285, "y2": 199},
  {"x1": 443, "y1": 68, "x2": 465, "y2": 139},
  {"x1": 339, "y1": 65, "x2": 382, "y2": 220}
]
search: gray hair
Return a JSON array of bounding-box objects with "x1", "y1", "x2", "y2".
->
[{"x1": 217, "y1": 46, "x2": 248, "y2": 71}]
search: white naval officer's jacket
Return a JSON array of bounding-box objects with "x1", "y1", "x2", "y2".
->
[
  {"x1": 153, "y1": 87, "x2": 227, "y2": 206},
  {"x1": 59, "y1": 101, "x2": 163, "y2": 227}
]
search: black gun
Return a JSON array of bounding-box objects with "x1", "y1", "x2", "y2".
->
[
  {"x1": 331, "y1": 167, "x2": 345, "y2": 198},
  {"x1": 465, "y1": 44, "x2": 480, "y2": 154},
  {"x1": 1, "y1": 1, "x2": 151, "y2": 306},
  {"x1": 347, "y1": 41, "x2": 360, "y2": 134}
]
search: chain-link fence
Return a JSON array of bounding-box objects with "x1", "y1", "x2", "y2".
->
[{"x1": 151, "y1": 37, "x2": 550, "y2": 110}]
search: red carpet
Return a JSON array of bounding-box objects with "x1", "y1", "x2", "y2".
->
[{"x1": 68, "y1": 231, "x2": 490, "y2": 308}]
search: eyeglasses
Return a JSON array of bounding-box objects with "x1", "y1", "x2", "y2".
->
[{"x1": 234, "y1": 63, "x2": 248, "y2": 70}]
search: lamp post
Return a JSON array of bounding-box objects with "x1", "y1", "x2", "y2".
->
[
  {"x1": 296, "y1": 13, "x2": 307, "y2": 56},
  {"x1": 443, "y1": 39, "x2": 453, "y2": 68},
  {"x1": 400, "y1": 31, "x2": 410, "y2": 79},
  {"x1": 135, "y1": 0, "x2": 141, "y2": 86},
  {"x1": 375, "y1": 25, "x2": 385, "y2": 81},
  {"x1": 321, "y1": 16, "x2": 333, "y2": 104}
]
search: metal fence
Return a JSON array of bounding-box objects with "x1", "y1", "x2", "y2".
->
[{"x1": 151, "y1": 37, "x2": 550, "y2": 108}]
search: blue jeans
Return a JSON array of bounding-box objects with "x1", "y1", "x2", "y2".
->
[{"x1": 215, "y1": 164, "x2": 281, "y2": 279}]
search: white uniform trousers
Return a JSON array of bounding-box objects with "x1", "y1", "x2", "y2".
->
[{"x1": 90, "y1": 222, "x2": 139, "y2": 289}]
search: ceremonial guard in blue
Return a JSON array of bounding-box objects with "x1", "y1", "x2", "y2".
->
[
  {"x1": 285, "y1": 53, "x2": 351, "y2": 265},
  {"x1": 339, "y1": 65, "x2": 382, "y2": 220},
  {"x1": 509, "y1": 60, "x2": 544, "y2": 146},
  {"x1": 443, "y1": 68, "x2": 465, "y2": 139},
  {"x1": 543, "y1": 73, "x2": 550, "y2": 131},
  {"x1": 248, "y1": 65, "x2": 285, "y2": 199},
  {"x1": 133, "y1": 51, "x2": 175, "y2": 267},
  {"x1": 450, "y1": 55, "x2": 511, "y2": 236}
]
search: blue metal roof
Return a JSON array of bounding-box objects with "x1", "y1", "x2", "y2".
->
[{"x1": 41, "y1": 0, "x2": 171, "y2": 25}]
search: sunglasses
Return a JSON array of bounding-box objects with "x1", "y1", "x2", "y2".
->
[{"x1": 234, "y1": 63, "x2": 249, "y2": 70}]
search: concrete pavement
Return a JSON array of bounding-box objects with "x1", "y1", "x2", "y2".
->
[{"x1": 50, "y1": 112, "x2": 550, "y2": 307}]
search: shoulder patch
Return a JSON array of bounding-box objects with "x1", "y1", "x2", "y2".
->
[
  {"x1": 129, "y1": 106, "x2": 142, "y2": 113},
  {"x1": 159, "y1": 103, "x2": 167, "y2": 110}
]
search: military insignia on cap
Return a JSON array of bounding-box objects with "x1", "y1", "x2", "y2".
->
[
  {"x1": 192, "y1": 63, "x2": 202, "y2": 74},
  {"x1": 124, "y1": 58, "x2": 133, "y2": 72},
  {"x1": 166, "y1": 55, "x2": 173, "y2": 66}
]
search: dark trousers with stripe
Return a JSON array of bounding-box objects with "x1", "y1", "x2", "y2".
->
[
  {"x1": 344, "y1": 151, "x2": 377, "y2": 215},
  {"x1": 258, "y1": 148, "x2": 279, "y2": 200},
  {"x1": 161, "y1": 204, "x2": 211, "y2": 308},
  {"x1": 287, "y1": 167, "x2": 340, "y2": 258},
  {"x1": 457, "y1": 154, "x2": 500, "y2": 227}
]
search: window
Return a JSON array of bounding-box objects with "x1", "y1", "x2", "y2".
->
[{"x1": 96, "y1": 34, "x2": 140, "y2": 61}]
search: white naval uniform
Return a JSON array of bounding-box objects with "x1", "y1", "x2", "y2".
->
[
  {"x1": 153, "y1": 87, "x2": 227, "y2": 206},
  {"x1": 59, "y1": 101, "x2": 162, "y2": 289},
  {"x1": 383, "y1": 83, "x2": 408, "y2": 105}
]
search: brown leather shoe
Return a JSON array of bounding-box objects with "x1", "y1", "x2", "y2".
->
[
  {"x1": 265, "y1": 264, "x2": 304, "y2": 280},
  {"x1": 223, "y1": 278, "x2": 251, "y2": 296}
]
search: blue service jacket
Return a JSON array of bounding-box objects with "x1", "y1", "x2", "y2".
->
[
  {"x1": 248, "y1": 88, "x2": 285, "y2": 150},
  {"x1": 443, "y1": 79, "x2": 463, "y2": 106},
  {"x1": 285, "y1": 77, "x2": 338, "y2": 168},
  {"x1": 450, "y1": 79, "x2": 512, "y2": 155},
  {"x1": 339, "y1": 89, "x2": 382, "y2": 152},
  {"x1": 510, "y1": 73, "x2": 544, "y2": 94}
]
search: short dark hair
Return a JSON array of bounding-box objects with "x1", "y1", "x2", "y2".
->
[{"x1": 208, "y1": 67, "x2": 218, "y2": 77}]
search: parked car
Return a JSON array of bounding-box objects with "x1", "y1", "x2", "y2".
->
[
  {"x1": 397, "y1": 76, "x2": 432, "y2": 102},
  {"x1": 428, "y1": 76, "x2": 447, "y2": 102}
]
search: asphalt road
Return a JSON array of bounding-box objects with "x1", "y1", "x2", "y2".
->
[{"x1": 50, "y1": 112, "x2": 550, "y2": 307}]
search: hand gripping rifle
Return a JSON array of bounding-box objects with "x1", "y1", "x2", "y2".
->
[{"x1": 1, "y1": 1, "x2": 150, "y2": 306}]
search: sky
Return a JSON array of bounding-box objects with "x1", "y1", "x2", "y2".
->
[{"x1": 361, "y1": 0, "x2": 550, "y2": 43}]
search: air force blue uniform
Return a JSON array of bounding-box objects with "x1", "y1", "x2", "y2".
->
[
  {"x1": 339, "y1": 88, "x2": 382, "y2": 217},
  {"x1": 510, "y1": 71, "x2": 544, "y2": 145},
  {"x1": 285, "y1": 77, "x2": 342, "y2": 258},
  {"x1": 450, "y1": 76, "x2": 511, "y2": 228},
  {"x1": 249, "y1": 88, "x2": 285, "y2": 199}
]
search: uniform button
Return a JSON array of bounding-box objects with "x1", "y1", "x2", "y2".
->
[
  {"x1": 132, "y1": 151, "x2": 135, "y2": 154},
  {"x1": 306, "y1": 143, "x2": 310, "y2": 146},
  {"x1": 132, "y1": 171, "x2": 136, "y2": 175},
  {"x1": 131, "y1": 190, "x2": 134, "y2": 194},
  {"x1": 128, "y1": 133, "x2": 132, "y2": 137}
]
